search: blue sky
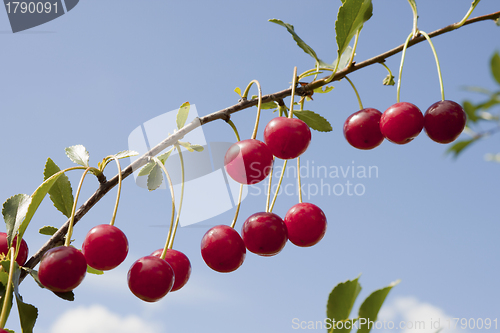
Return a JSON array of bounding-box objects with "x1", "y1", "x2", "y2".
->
[{"x1": 1, "y1": 1, "x2": 499, "y2": 332}]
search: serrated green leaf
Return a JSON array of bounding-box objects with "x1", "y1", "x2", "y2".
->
[
  {"x1": 491, "y1": 52, "x2": 500, "y2": 85},
  {"x1": 335, "y1": 0, "x2": 373, "y2": 61},
  {"x1": 383, "y1": 74, "x2": 395, "y2": 86},
  {"x1": 138, "y1": 161, "x2": 156, "y2": 176},
  {"x1": 43, "y1": 158, "x2": 74, "y2": 218},
  {"x1": 250, "y1": 95, "x2": 278, "y2": 110},
  {"x1": 176, "y1": 102, "x2": 190, "y2": 129},
  {"x1": 2, "y1": 194, "x2": 31, "y2": 246},
  {"x1": 293, "y1": 110, "x2": 333, "y2": 132},
  {"x1": 39, "y1": 226, "x2": 58, "y2": 236},
  {"x1": 446, "y1": 138, "x2": 477, "y2": 158},
  {"x1": 269, "y1": 19, "x2": 322, "y2": 65},
  {"x1": 158, "y1": 148, "x2": 174, "y2": 164},
  {"x1": 13, "y1": 264, "x2": 38, "y2": 333},
  {"x1": 87, "y1": 265, "x2": 104, "y2": 275},
  {"x1": 65, "y1": 145, "x2": 89, "y2": 167},
  {"x1": 314, "y1": 86, "x2": 334, "y2": 94},
  {"x1": 178, "y1": 141, "x2": 195, "y2": 152},
  {"x1": 147, "y1": 163, "x2": 163, "y2": 191},
  {"x1": 114, "y1": 150, "x2": 139, "y2": 159},
  {"x1": 326, "y1": 276, "x2": 362, "y2": 333},
  {"x1": 357, "y1": 280, "x2": 400, "y2": 333},
  {"x1": 234, "y1": 87, "x2": 242, "y2": 97}
]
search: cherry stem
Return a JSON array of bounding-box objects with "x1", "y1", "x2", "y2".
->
[
  {"x1": 226, "y1": 119, "x2": 241, "y2": 142},
  {"x1": 419, "y1": 30, "x2": 445, "y2": 101},
  {"x1": 347, "y1": 30, "x2": 361, "y2": 66},
  {"x1": 265, "y1": 157, "x2": 274, "y2": 213},
  {"x1": 298, "y1": 67, "x2": 334, "y2": 81},
  {"x1": 407, "y1": 0, "x2": 419, "y2": 38},
  {"x1": 0, "y1": 250, "x2": 15, "y2": 329},
  {"x1": 106, "y1": 156, "x2": 122, "y2": 227},
  {"x1": 167, "y1": 144, "x2": 185, "y2": 250},
  {"x1": 297, "y1": 157, "x2": 303, "y2": 203},
  {"x1": 151, "y1": 157, "x2": 175, "y2": 260},
  {"x1": 379, "y1": 62, "x2": 394, "y2": 81},
  {"x1": 396, "y1": 32, "x2": 414, "y2": 103},
  {"x1": 344, "y1": 76, "x2": 364, "y2": 110},
  {"x1": 455, "y1": 0, "x2": 481, "y2": 28},
  {"x1": 242, "y1": 80, "x2": 263, "y2": 140},
  {"x1": 268, "y1": 160, "x2": 287, "y2": 213},
  {"x1": 65, "y1": 167, "x2": 92, "y2": 247},
  {"x1": 228, "y1": 121, "x2": 244, "y2": 229},
  {"x1": 288, "y1": 67, "x2": 298, "y2": 119}
]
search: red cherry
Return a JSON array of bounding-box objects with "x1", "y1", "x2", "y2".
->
[
  {"x1": 151, "y1": 249, "x2": 191, "y2": 292},
  {"x1": 201, "y1": 225, "x2": 246, "y2": 273},
  {"x1": 224, "y1": 139, "x2": 273, "y2": 185},
  {"x1": 0, "y1": 232, "x2": 29, "y2": 266},
  {"x1": 82, "y1": 224, "x2": 129, "y2": 271},
  {"x1": 263, "y1": 117, "x2": 311, "y2": 159},
  {"x1": 127, "y1": 255, "x2": 175, "y2": 302},
  {"x1": 424, "y1": 100, "x2": 467, "y2": 144},
  {"x1": 284, "y1": 203, "x2": 327, "y2": 247},
  {"x1": 38, "y1": 246, "x2": 87, "y2": 293},
  {"x1": 343, "y1": 108, "x2": 384, "y2": 150},
  {"x1": 241, "y1": 212, "x2": 288, "y2": 256},
  {"x1": 380, "y1": 102, "x2": 424, "y2": 144}
]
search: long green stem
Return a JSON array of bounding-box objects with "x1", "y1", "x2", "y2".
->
[
  {"x1": 168, "y1": 144, "x2": 185, "y2": 249},
  {"x1": 289, "y1": 67, "x2": 298, "y2": 118},
  {"x1": 242, "y1": 80, "x2": 263, "y2": 140},
  {"x1": 298, "y1": 67, "x2": 334, "y2": 80},
  {"x1": 65, "y1": 167, "x2": 92, "y2": 247},
  {"x1": 297, "y1": 157, "x2": 303, "y2": 203},
  {"x1": 107, "y1": 156, "x2": 122, "y2": 227},
  {"x1": 396, "y1": 32, "x2": 414, "y2": 103},
  {"x1": 268, "y1": 160, "x2": 287, "y2": 213},
  {"x1": 407, "y1": 0, "x2": 419, "y2": 38},
  {"x1": 226, "y1": 119, "x2": 241, "y2": 142},
  {"x1": 419, "y1": 31, "x2": 445, "y2": 101},
  {"x1": 0, "y1": 250, "x2": 15, "y2": 329},
  {"x1": 265, "y1": 157, "x2": 274, "y2": 213},
  {"x1": 152, "y1": 157, "x2": 176, "y2": 260},
  {"x1": 347, "y1": 30, "x2": 360, "y2": 66},
  {"x1": 228, "y1": 120, "x2": 244, "y2": 229},
  {"x1": 455, "y1": 0, "x2": 481, "y2": 28},
  {"x1": 344, "y1": 76, "x2": 364, "y2": 110}
]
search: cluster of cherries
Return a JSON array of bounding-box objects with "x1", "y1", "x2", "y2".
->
[
  {"x1": 343, "y1": 100, "x2": 467, "y2": 149},
  {"x1": 201, "y1": 116, "x2": 328, "y2": 273}
]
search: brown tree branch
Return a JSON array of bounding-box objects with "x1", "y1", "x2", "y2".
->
[{"x1": 20, "y1": 10, "x2": 500, "y2": 280}]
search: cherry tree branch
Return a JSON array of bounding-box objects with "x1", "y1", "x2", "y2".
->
[{"x1": 20, "y1": 10, "x2": 500, "y2": 280}]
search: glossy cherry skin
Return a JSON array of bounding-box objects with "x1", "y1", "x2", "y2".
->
[
  {"x1": 284, "y1": 203, "x2": 327, "y2": 247},
  {"x1": 0, "y1": 232, "x2": 29, "y2": 266},
  {"x1": 424, "y1": 100, "x2": 467, "y2": 144},
  {"x1": 343, "y1": 108, "x2": 384, "y2": 150},
  {"x1": 224, "y1": 139, "x2": 274, "y2": 185},
  {"x1": 264, "y1": 117, "x2": 311, "y2": 159},
  {"x1": 151, "y1": 249, "x2": 191, "y2": 292},
  {"x1": 127, "y1": 255, "x2": 175, "y2": 302},
  {"x1": 82, "y1": 224, "x2": 129, "y2": 271},
  {"x1": 201, "y1": 225, "x2": 246, "y2": 273},
  {"x1": 38, "y1": 246, "x2": 87, "y2": 293},
  {"x1": 380, "y1": 102, "x2": 424, "y2": 144},
  {"x1": 241, "y1": 212, "x2": 288, "y2": 256}
]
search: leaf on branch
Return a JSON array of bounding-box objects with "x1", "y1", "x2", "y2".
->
[
  {"x1": 13, "y1": 264, "x2": 38, "y2": 333},
  {"x1": 234, "y1": 87, "x2": 242, "y2": 97},
  {"x1": 335, "y1": 0, "x2": 373, "y2": 60},
  {"x1": 178, "y1": 141, "x2": 204, "y2": 153},
  {"x1": 138, "y1": 161, "x2": 156, "y2": 176},
  {"x1": 490, "y1": 52, "x2": 500, "y2": 86},
  {"x1": 293, "y1": 110, "x2": 333, "y2": 132},
  {"x1": 357, "y1": 280, "x2": 400, "y2": 333},
  {"x1": 250, "y1": 95, "x2": 278, "y2": 110},
  {"x1": 27, "y1": 268, "x2": 75, "y2": 301},
  {"x1": 113, "y1": 150, "x2": 139, "y2": 160},
  {"x1": 53, "y1": 290, "x2": 75, "y2": 301},
  {"x1": 313, "y1": 86, "x2": 334, "y2": 94},
  {"x1": 2, "y1": 194, "x2": 31, "y2": 246},
  {"x1": 326, "y1": 276, "x2": 362, "y2": 331},
  {"x1": 147, "y1": 163, "x2": 163, "y2": 191},
  {"x1": 44, "y1": 158, "x2": 74, "y2": 218},
  {"x1": 0, "y1": 261, "x2": 13, "y2": 326},
  {"x1": 176, "y1": 102, "x2": 190, "y2": 129},
  {"x1": 39, "y1": 226, "x2": 58, "y2": 236},
  {"x1": 463, "y1": 101, "x2": 479, "y2": 123},
  {"x1": 383, "y1": 73, "x2": 395, "y2": 86},
  {"x1": 158, "y1": 148, "x2": 174, "y2": 164},
  {"x1": 446, "y1": 138, "x2": 478, "y2": 158},
  {"x1": 65, "y1": 145, "x2": 89, "y2": 167}
]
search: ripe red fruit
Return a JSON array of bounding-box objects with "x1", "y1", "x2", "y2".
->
[
  {"x1": 424, "y1": 100, "x2": 467, "y2": 144},
  {"x1": 224, "y1": 139, "x2": 273, "y2": 185},
  {"x1": 241, "y1": 212, "x2": 288, "y2": 256},
  {"x1": 38, "y1": 246, "x2": 87, "y2": 293},
  {"x1": 284, "y1": 203, "x2": 327, "y2": 247},
  {"x1": 380, "y1": 102, "x2": 424, "y2": 144},
  {"x1": 151, "y1": 249, "x2": 191, "y2": 292},
  {"x1": 343, "y1": 108, "x2": 384, "y2": 150},
  {"x1": 127, "y1": 255, "x2": 175, "y2": 302},
  {"x1": 201, "y1": 225, "x2": 246, "y2": 273},
  {"x1": 0, "y1": 232, "x2": 29, "y2": 266},
  {"x1": 82, "y1": 224, "x2": 129, "y2": 271},
  {"x1": 263, "y1": 117, "x2": 311, "y2": 159}
]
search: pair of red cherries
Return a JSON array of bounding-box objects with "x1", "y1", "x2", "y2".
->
[{"x1": 343, "y1": 100, "x2": 467, "y2": 149}]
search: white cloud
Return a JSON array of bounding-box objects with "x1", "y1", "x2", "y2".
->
[
  {"x1": 377, "y1": 296, "x2": 466, "y2": 333},
  {"x1": 49, "y1": 305, "x2": 163, "y2": 333}
]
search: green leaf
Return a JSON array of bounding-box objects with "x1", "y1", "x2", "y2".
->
[
  {"x1": 176, "y1": 102, "x2": 190, "y2": 129},
  {"x1": 147, "y1": 163, "x2": 163, "y2": 191},
  {"x1": 357, "y1": 280, "x2": 400, "y2": 333},
  {"x1": 178, "y1": 141, "x2": 195, "y2": 152},
  {"x1": 463, "y1": 101, "x2": 479, "y2": 123},
  {"x1": 27, "y1": 269, "x2": 75, "y2": 301},
  {"x1": 250, "y1": 95, "x2": 279, "y2": 110},
  {"x1": 53, "y1": 290, "x2": 75, "y2": 301},
  {"x1": 12, "y1": 264, "x2": 38, "y2": 333},
  {"x1": 113, "y1": 150, "x2": 139, "y2": 160},
  {"x1": 293, "y1": 110, "x2": 333, "y2": 132},
  {"x1": 65, "y1": 145, "x2": 89, "y2": 167},
  {"x1": 446, "y1": 138, "x2": 478, "y2": 158},
  {"x1": 43, "y1": 158, "x2": 74, "y2": 218},
  {"x1": 234, "y1": 87, "x2": 242, "y2": 97},
  {"x1": 269, "y1": 19, "x2": 322, "y2": 65},
  {"x1": 87, "y1": 265, "x2": 104, "y2": 275},
  {"x1": 314, "y1": 86, "x2": 334, "y2": 94},
  {"x1": 326, "y1": 276, "x2": 362, "y2": 333},
  {"x1": 158, "y1": 148, "x2": 174, "y2": 164},
  {"x1": 2, "y1": 194, "x2": 31, "y2": 246},
  {"x1": 39, "y1": 226, "x2": 58, "y2": 236},
  {"x1": 335, "y1": 0, "x2": 373, "y2": 60},
  {"x1": 190, "y1": 144, "x2": 204, "y2": 152},
  {"x1": 383, "y1": 74, "x2": 395, "y2": 86},
  {"x1": 491, "y1": 52, "x2": 500, "y2": 85},
  {"x1": 138, "y1": 161, "x2": 156, "y2": 176}
]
